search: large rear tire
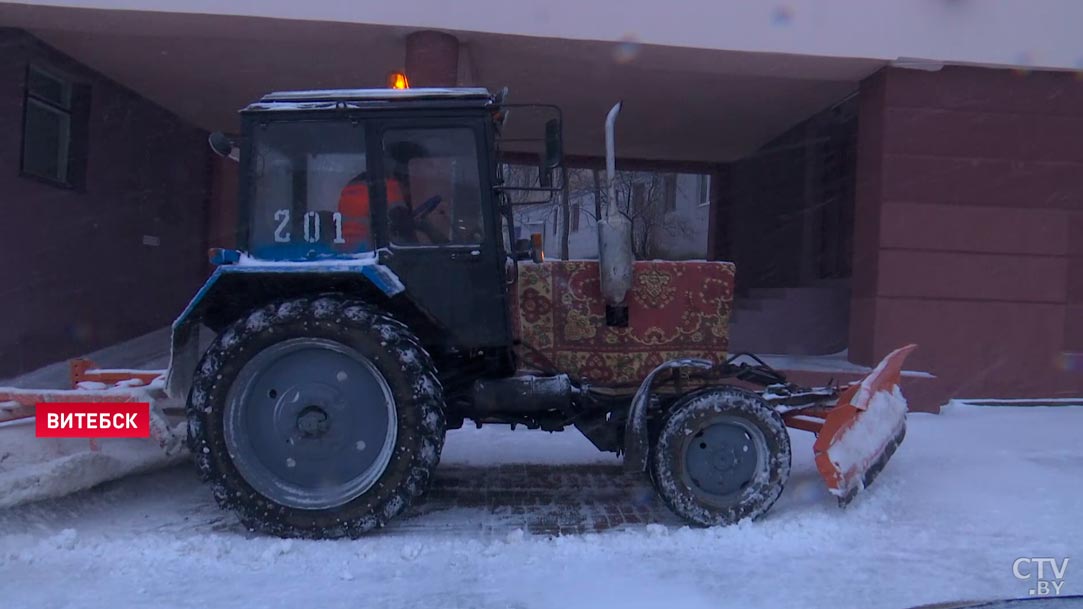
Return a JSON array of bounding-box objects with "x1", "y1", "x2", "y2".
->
[
  {"x1": 650, "y1": 386, "x2": 790, "y2": 526},
  {"x1": 186, "y1": 296, "x2": 445, "y2": 538}
]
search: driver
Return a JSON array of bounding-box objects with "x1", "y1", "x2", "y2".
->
[
  {"x1": 336, "y1": 171, "x2": 406, "y2": 250},
  {"x1": 338, "y1": 141, "x2": 451, "y2": 246},
  {"x1": 337, "y1": 166, "x2": 443, "y2": 247},
  {"x1": 384, "y1": 162, "x2": 448, "y2": 245}
]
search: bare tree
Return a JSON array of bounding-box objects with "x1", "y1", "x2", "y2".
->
[
  {"x1": 508, "y1": 164, "x2": 697, "y2": 260},
  {"x1": 588, "y1": 169, "x2": 696, "y2": 260},
  {"x1": 559, "y1": 174, "x2": 570, "y2": 260}
]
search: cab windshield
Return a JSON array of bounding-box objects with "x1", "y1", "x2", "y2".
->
[{"x1": 247, "y1": 120, "x2": 367, "y2": 259}]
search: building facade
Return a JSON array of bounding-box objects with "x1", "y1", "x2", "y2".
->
[
  {"x1": 0, "y1": 27, "x2": 210, "y2": 375},
  {"x1": 1, "y1": 0, "x2": 1081, "y2": 408}
]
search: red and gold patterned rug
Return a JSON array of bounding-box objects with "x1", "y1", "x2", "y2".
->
[{"x1": 513, "y1": 260, "x2": 735, "y2": 386}]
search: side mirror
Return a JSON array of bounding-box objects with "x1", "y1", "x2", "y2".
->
[
  {"x1": 544, "y1": 118, "x2": 562, "y2": 169},
  {"x1": 208, "y1": 131, "x2": 234, "y2": 158}
]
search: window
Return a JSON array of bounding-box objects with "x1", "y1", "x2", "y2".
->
[
  {"x1": 22, "y1": 65, "x2": 74, "y2": 185},
  {"x1": 383, "y1": 127, "x2": 484, "y2": 246},
  {"x1": 248, "y1": 120, "x2": 368, "y2": 258},
  {"x1": 696, "y1": 174, "x2": 711, "y2": 207},
  {"x1": 571, "y1": 202, "x2": 580, "y2": 231}
]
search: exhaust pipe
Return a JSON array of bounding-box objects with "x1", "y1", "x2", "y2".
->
[
  {"x1": 605, "y1": 102, "x2": 622, "y2": 210},
  {"x1": 597, "y1": 101, "x2": 634, "y2": 326}
]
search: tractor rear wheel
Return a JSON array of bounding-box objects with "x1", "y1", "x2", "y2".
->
[
  {"x1": 650, "y1": 386, "x2": 790, "y2": 527},
  {"x1": 186, "y1": 296, "x2": 445, "y2": 538}
]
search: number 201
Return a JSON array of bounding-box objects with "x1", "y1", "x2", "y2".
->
[{"x1": 273, "y1": 209, "x2": 345, "y2": 244}]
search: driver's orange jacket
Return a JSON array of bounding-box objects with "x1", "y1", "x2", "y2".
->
[{"x1": 337, "y1": 178, "x2": 406, "y2": 246}]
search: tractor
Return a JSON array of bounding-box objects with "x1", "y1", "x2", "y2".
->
[{"x1": 0, "y1": 86, "x2": 915, "y2": 538}]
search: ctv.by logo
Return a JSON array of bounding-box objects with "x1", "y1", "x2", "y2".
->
[{"x1": 1013, "y1": 557, "x2": 1069, "y2": 596}]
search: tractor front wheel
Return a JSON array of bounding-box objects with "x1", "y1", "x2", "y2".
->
[
  {"x1": 186, "y1": 296, "x2": 445, "y2": 538},
  {"x1": 650, "y1": 386, "x2": 790, "y2": 527}
]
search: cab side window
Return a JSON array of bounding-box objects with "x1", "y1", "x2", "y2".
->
[{"x1": 382, "y1": 128, "x2": 484, "y2": 246}]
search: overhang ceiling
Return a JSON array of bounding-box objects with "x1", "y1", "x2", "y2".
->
[{"x1": 0, "y1": 3, "x2": 887, "y2": 163}]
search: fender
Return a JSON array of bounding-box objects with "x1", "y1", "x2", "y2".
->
[
  {"x1": 164, "y1": 252, "x2": 405, "y2": 399},
  {"x1": 623, "y1": 358, "x2": 713, "y2": 472}
]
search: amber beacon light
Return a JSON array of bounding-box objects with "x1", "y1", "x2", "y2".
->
[{"x1": 387, "y1": 71, "x2": 410, "y2": 89}]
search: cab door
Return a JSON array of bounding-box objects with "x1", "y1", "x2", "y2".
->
[{"x1": 373, "y1": 118, "x2": 511, "y2": 349}]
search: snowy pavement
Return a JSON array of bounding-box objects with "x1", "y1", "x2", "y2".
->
[{"x1": 1, "y1": 402, "x2": 1081, "y2": 609}]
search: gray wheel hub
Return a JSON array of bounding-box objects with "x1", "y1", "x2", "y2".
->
[
  {"x1": 224, "y1": 337, "x2": 397, "y2": 510},
  {"x1": 683, "y1": 415, "x2": 767, "y2": 501}
]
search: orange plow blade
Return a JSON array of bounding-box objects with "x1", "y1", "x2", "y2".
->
[
  {"x1": 0, "y1": 359, "x2": 184, "y2": 508},
  {"x1": 811, "y1": 344, "x2": 917, "y2": 505}
]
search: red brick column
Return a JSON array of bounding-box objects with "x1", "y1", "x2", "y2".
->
[
  {"x1": 849, "y1": 66, "x2": 1083, "y2": 406},
  {"x1": 405, "y1": 30, "x2": 459, "y2": 87}
]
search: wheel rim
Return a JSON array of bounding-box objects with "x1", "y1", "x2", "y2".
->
[
  {"x1": 224, "y1": 337, "x2": 397, "y2": 510},
  {"x1": 681, "y1": 415, "x2": 768, "y2": 504}
]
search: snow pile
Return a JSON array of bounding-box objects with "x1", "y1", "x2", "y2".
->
[
  {"x1": 235, "y1": 251, "x2": 378, "y2": 267},
  {"x1": 232, "y1": 250, "x2": 406, "y2": 294},
  {"x1": 825, "y1": 385, "x2": 908, "y2": 485},
  {"x1": 0, "y1": 421, "x2": 186, "y2": 509}
]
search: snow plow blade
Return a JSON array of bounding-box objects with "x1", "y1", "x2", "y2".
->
[
  {"x1": 779, "y1": 345, "x2": 917, "y2": 505},
  {"x1": 812, "y1": 344, "x2": 917, "y2": 505},
  {"x1": 0, "y1": 360, "x2": 185, "y2": 508}
]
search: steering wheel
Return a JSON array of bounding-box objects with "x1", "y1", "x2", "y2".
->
[{"x1": 412, "y1": 195, "x2": 443, "y2": 220}]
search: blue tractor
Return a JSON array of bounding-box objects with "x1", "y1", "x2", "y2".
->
[{"x1": 134, "y1": 87, "x2": 914, "y2": 538}]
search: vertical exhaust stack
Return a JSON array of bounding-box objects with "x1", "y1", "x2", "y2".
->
[{"x1": 597, "y1": 101, "x2": 634, "y2": 326}]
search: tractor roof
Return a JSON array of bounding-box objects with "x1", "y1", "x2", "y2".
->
[{"x1": 242, "y1": 87, "x2": 495, "y2": 113}]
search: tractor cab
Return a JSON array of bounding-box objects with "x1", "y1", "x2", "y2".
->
[
  {"x1": 234, "y1": 88, "x2": 500, "y2": 260},
  {"x1": 203, "y1": 87, "x2": 562, "y2": 356}
]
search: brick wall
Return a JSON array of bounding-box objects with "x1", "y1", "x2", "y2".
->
[
  {"x1": 0, "y1": 30, "x2": 212, "y2": 377},
  {"x1": 850, "y1": 66, "x2": 1083, "y2": 400}
]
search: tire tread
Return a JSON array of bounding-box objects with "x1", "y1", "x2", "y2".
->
[{"x1": 186, "y1": 295, "x2": 445, "y2": 539}]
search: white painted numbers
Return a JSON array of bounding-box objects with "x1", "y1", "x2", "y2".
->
[
  {"x1": 273, "y1": 209, "x2": 346, "y2": 244},
  {"x1": 303, "y1": 210, "x2": 320, "y2": 243},
  {"x1": 273, "y1": 209, "x2": 291, "y2": 243},
  {"x1": 332, "y1": 211, "x2": 345, "y2": 244}
]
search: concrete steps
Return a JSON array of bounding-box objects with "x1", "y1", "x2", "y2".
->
[{"x1": 729, "y1": 281, "x2": 850, "y2": 355}]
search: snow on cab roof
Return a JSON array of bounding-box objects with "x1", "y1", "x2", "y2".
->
[
  {"x1": 259, "y1": 87, "x2": 492, "y2": 103},
  {"x1": 243, "y1": 87, "x2": 495, "y2": 113}
]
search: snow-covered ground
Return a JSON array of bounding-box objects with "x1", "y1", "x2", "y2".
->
[{"x1": 1, "y1": 402, "x2": 1081, "y2": 609}]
